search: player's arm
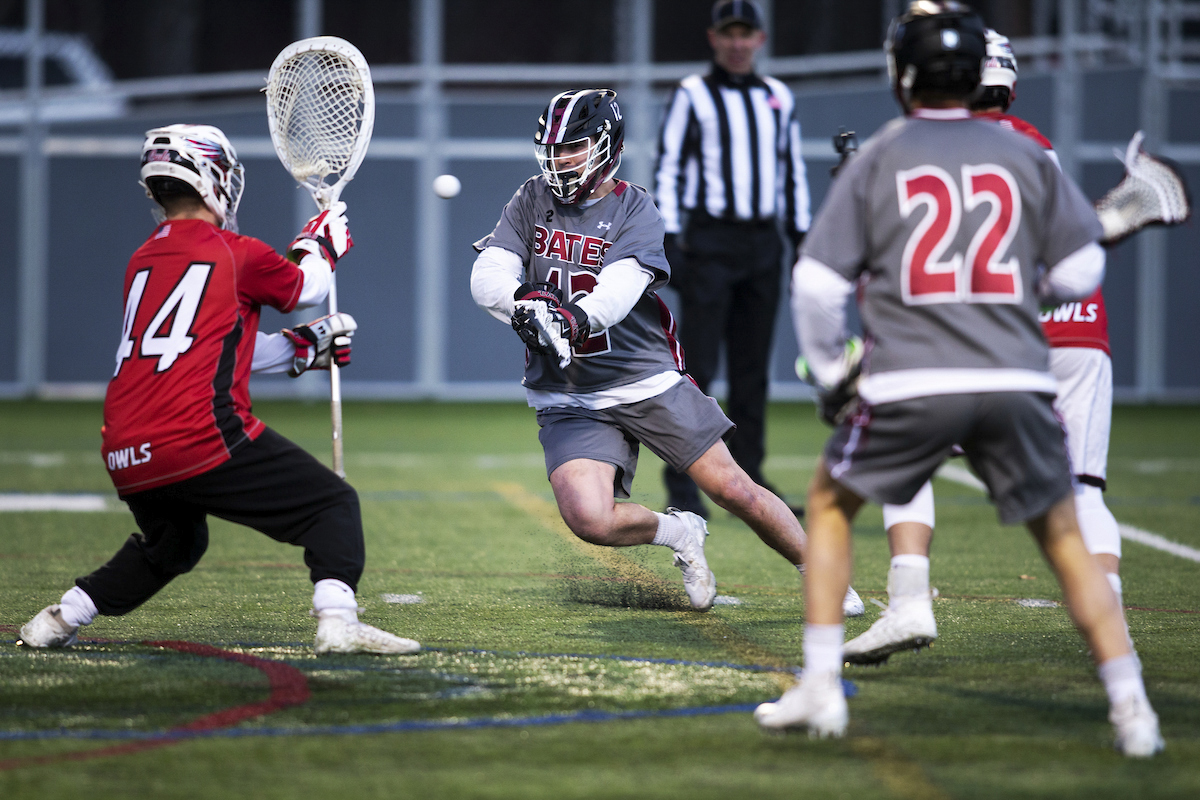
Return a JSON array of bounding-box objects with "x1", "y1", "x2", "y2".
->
[
  {"x1": 470, "y1": 246, "x2": 525, "y2": 323},
  {"x1": 288, "y1": 202, "x2": 353, "y2": 309},
  {"x1": 1038, "y1": 242, "x2": 1106, "y2": 305},
  {"x1": 573, "y1": 258, "x2": 653, "y2": 334},
  {"x1": 791, "y1": 256, "x2": 856, "y2": 388},
  {"x1": 252, "y1": 314, "x2": 357, "y2": 376}
]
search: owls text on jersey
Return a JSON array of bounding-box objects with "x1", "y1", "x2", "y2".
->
[
  {"x1": 800, "y1": 110, "x2": 1104, "y2": 403},
  {"x1": 103, "y1": 219, "x2": 302, "y2": 494},
  {"x1": 474, "y1": 176, "x2": 682, "y2": 394}
]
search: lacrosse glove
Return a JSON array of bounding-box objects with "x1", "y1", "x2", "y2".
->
[
  {"x1": 289, "y1": 201, "x2": 354, "y2": 266},
  {"x1": 284, "y1": 312, "x2": 357, "y2": 377},
  {"x1": 795, "y1": 336, "x2": 865, "y2": 427}
]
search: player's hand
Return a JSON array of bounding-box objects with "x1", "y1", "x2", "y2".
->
[
  {"x1": 512, "y1": 299, "x2": 589, "y2": 368},
  {"x1": 289, "y1": 201, "x2": 354, "y2": 267},
  {"x1": 796, "y1": 337, "x2": 864, "y2": 426},
  {"x1": 283, "y1": 312, "x2": 357, "y2": 377}
]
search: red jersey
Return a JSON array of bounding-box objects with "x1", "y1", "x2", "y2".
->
[
  {"x1": 977, "y1": 110, "x2": 1110, "y2": 355},
  {"x1": 102, "y1": 219, "x2": 303, "y2": 494}
]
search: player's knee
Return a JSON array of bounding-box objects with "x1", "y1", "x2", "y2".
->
[{"x1": 559, "y1": 505, "x2": 617, "y2": 545}]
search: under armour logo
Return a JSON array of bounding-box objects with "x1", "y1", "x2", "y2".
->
[{"x1": 597, "y1": 221, "x2": 612, "y2": 230}]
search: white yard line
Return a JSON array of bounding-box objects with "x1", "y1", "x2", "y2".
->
[
  {"x1": 935, "y1": 464, "x2": 1200, "y2": 564},
  {"x1": 0, "y1": 493, "x2": 111, "y2": 512}
]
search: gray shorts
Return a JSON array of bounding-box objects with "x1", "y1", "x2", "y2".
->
[
  {"x1": 824, "y1": 392, "x2": 1073, "y2": 524},
  {"x1": 537, "y1": 379, "x2": 734, "y2": 498}
]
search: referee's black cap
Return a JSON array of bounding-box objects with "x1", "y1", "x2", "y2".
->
[{"x1": 711, "y1": 0, "x2": 764, "y2": 31}]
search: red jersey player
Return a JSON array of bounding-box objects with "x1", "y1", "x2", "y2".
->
[{"x1": 19, "y1": 124, "x2": 417, "y2": 655}]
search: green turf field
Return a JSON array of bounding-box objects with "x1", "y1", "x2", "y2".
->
[{"x1": 1, "y1": 400, "x2": 1197, "y2": 799}]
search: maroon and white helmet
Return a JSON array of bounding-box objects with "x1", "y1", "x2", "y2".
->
[
  {"x1": 140, "y1": 124, "x2": 245, "y2": 232},
  {"x1": 974, "y1": 28, "x2": 1018, "y2": 111},
  {"x1": 534, "y1": 89, "x2": 625, "y2": 205}
]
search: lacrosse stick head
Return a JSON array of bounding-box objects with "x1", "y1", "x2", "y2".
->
[
  {"x1": 1096, "y1": 130, "x2": 1192, "y2": 244},
  {"x1": 266, "y1": 36, "x2": 375, "y2": 209}
]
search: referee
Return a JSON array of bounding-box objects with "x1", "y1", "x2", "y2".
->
[{"x1": 655, "y1": 0, "x2": 810, "y2": 517}]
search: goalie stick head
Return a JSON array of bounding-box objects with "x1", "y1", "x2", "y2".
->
[
  {"x1": 140, "y1": 124, "x2": 245, "y2": 232},
  {"x1": 535, "y1": 89, "x2": 625, "y2": 205},
  {"x1": 886, "y1": 1, "x2": 987, "y2": 113}
]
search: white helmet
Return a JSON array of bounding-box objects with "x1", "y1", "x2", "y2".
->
[
  {"x1": 976, "y1": 28, "x2": 1018, "y2": 110},
  {"x1": 140, "y1": 124, "x2": 245, "y2": 232}
]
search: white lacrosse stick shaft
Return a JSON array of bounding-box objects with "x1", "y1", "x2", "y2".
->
[{"x1": 267, "y1": 35, "x2": 374, "y2": 478}]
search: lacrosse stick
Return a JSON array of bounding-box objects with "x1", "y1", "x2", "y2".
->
[
  {"x1": 266, "y1": 36, "x2": 375, "y2": 478},
  {"x1": 1095, "y1": 131, "x2": 1191, "y2": 245}
]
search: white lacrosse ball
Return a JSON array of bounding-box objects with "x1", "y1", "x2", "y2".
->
[{"x1": 433, "y1": 174, "x2": 461, "y2": 199}]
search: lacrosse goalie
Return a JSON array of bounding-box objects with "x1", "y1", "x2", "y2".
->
[
  {"x1": 19, "y1": 124, "x2": 418, "y2": 656},
  {"x1": 471, "y1": 88, "x2": 864, "y2": 615}
]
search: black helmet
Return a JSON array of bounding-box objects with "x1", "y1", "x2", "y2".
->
[
  {"x1": 886, "y1": 1, "x2": 987, "y2": 112},
  {"x1": 535, "y1": 88, "x2": 625, "y2": 205}
]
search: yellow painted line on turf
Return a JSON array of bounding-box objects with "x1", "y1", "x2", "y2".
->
[
  {"x1": 849, "y1": 737, "x2": 952, "y2": 800},
  {"x1": 492, "y1": 481, "x2": 795, "y2": 690}
]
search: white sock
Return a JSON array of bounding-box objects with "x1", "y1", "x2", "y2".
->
[
  {"x1": 1098, "y1": 653, "x2": 1147, "y2": 706},
  {"x1": 888, "y1": 555, "x2": 930, "y2": 599},
  {"x1": 795, "y1": 563, "x2": 806, "y2": 576},
  {"x1": 313, "y1": 578, "x2": 358, "y2": 622},
  {"x1": 651, "y1": 512, "x2": 687, "y2": 550},
  {"x1": 59, "y1": 586, "x2": 98, "y2": 628},
  {"x1": 803, "y1": 623, "x2": 844, "y2": 676}
]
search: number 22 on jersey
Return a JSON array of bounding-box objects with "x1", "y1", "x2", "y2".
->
[
  {"x1": 114, "y1": 263, "x2": 213, "y2": 376},
  {"x1": 897, "y1": 164, "x2": 1023, "y2": 306}
]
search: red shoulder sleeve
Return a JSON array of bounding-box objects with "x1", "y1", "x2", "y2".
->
[
  {"x1": 1007, "y1": 116, "x2": 1055, "y2": 151},
  {"x1": 229, "y1": 233, "x2": 304, "y2": 313}
]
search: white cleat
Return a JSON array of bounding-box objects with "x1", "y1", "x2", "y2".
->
[
  {"x1": 1110, "y1": 694, "x2": 1165, "y2": 758},
  {"x1": 314, "y1": 615, "x2": 420, "y2": 655},
  {"x1": 754, "y1": 671, "x2": 848, "y2": 737},
  {"x1": 667, "y1": 508, "x2": 717, "y2": 611},
  {"x1": 843, "y1": 586, "x2": 865, "y2": 618},
  {"x1": 18, "y1": 605, "x2": 79, "y2": 648},
  {"x1": 843, "y1": 595, "x2": 937, "y2": 665}
]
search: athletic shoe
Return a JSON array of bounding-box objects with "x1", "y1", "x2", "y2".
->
[
  {"x1": 843, "y1": 586, "x2": 866, "y2": 618},
  {"x1": 843, "y1": 595, "x2": 937, "y2": 665},
  {"x1": 667, "y1": 508, "x2": 717, "y2": 611},
  {"x1": 18, "y1": 605, "x2": 79, "y2": 648},
  {"x1": 754, "y1": 670, "x2": 848, "y2": 737},
  {"x1": 1110, "y1": 694, "x2": 1165, "y2": 758},
  {"x1": 314, "y1": 615, "x2": 420, "y2": 655}
]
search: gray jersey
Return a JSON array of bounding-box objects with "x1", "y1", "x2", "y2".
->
[
  {"x1": 803, "y1": 115, "x2": 1103, "y2": 393},
  {"x1": 475, "y1": 176, "x2": 681, "y2": 393}
]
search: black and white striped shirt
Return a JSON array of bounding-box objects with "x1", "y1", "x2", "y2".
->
[{"x1": 655, "y1": 64, "x2": 810, "y2": 242}]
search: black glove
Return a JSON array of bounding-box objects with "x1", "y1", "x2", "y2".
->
[{"x1": 514, "y1": 281, "x2": 563, "y2": 306}]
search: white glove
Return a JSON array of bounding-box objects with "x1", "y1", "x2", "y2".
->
[
  {"x1": 283, "y1": 312, "x2": 357, "y2": 376},
  {"x1": 289, "y1": 201, "x2": 354, "y2": 266}
]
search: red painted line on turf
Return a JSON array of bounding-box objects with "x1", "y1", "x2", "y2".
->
[{"x1": 0, "y1": 640, "x2": 309, "y2": 772}]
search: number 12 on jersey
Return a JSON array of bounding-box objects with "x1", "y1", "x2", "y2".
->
[
  {"x1": 897, "y1": 164, "x2": 1023, "y2": 306},
  {"x1": 114, "y1": 263, "x2": 213, "y2": 376}
]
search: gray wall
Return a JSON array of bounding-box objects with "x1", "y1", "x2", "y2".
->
[{"x1": 5, "y1": 66, "x2": 1198, "y2": 400}]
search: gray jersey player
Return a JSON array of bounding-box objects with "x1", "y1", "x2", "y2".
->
[
  {"x1": 471, "y1": 88, "x2": 862, "y2": 616},
  {"x1": 754, "y1": 3, "x2": 1162, "y2": 759}
]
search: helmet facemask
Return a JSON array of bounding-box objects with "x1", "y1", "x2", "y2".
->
[{"x1": 535, "y1": 125, "x2": 621, "y2": 205}]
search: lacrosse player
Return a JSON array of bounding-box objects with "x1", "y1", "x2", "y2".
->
[
  {"x1": 19, "y1": 125, "x2": 419, "y2": 656},
  {"x1": 471, "y1": 88, "x2": 862, "y2": 615},
  {"x1": 845, "y1": 27, "x2": 1189, "y2": 668},
  {"x1": 758, "y1": 2, "x2": 1162, "y2": 757}
]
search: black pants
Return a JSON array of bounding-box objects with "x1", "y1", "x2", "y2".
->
[
  {"x1": 665, "y1": 217, "x2": 784, "y2": 500},
  {"x1": 77, "y1": 427, "x2": 365, "y2": 616}
]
